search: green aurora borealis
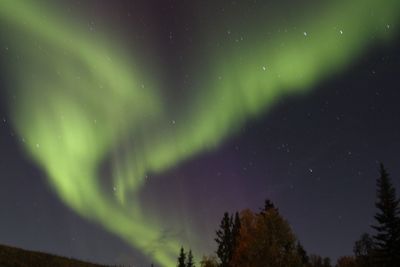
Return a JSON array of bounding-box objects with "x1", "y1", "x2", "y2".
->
[{"x1": 0, "y1": 0, "x2": 399, "y2": 266}]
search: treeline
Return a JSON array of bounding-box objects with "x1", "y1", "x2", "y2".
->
[{"x1": 172, "y1": 164, "x2": 400, "y2": 267}]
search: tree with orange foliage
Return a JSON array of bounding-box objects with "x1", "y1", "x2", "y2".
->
[
  {"x1": 336, "y1": 256, "x2": 357, "y2": 267},
  {"x1": 230, "y1": 201, "x2": 302, "y2": 267},
  {"x1": 200, "y1": 255, "x2": 219, "y2": 267}
]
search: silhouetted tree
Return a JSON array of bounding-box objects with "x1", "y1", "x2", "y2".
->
[
  {"x1": 353, "y1": 233, "x2": 374, "y2": 267},
  {"x1": 323, "y1": 257, "x2": 332, "y2": 267},
  {"x1": 371, "y1": 164, "x2": 400, "y2": 267},
  {"x1": 231, "y1": 212, "x2": 241, "y2": 253},
  {"x1": 231, "y1": 206, "x2": 302, "y2": 267},
  {"x1": 336, "y1": 256, "x2": 357, "y2": 267},
  {"x1": 215, "y1": 212, "x2": 233, "y2": 267},
  {"x1": 187, "y1": 250, "x2": 195, "y2": 267},
  {"x1": 178, "y1": 247, "x2": 186, "y2": 267},
  {"x1": 200, "y1": 256, "x2": 218, "y2": 267},
  {"x1": 297, "y1": 242, "x2": 310, "y2": 266},
  {"x1": 309, "y1": 255, "x2": 322, "y2": 267},
  {"x1": 265, "y1": 199, "x2": 276, "y2": 211},
  {"x1": 309, "y1": 255, "x2": 331, "y2": 267}
]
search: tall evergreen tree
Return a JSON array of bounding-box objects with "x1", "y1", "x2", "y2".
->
[
  {"x1": 215, "y1": 212, "x2": 233, "y2": 267},
  {"x1": 178, "y1": 247, "x2": 186, "y2": 267},
  {"x1": 371, "y1": 164, "x2": 400, "y2": 267},
  {"x1": 187, "y1": 250, "x2": 195, "y2": 267}
]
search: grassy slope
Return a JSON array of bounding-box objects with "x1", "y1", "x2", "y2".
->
[{"x1": 0, "y1": 244, "x2": 109, "y2": 267}]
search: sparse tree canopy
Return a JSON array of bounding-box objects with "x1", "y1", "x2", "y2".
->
[
  {"x1": 353, "y1": 233, "x2": 374, "y2": 267},
  {"x1": 200, "y1": 256, "x2": 219, "y2": 267},
  {"x1": 336, "y1": 256, "x2": 357, "y2": 267},
  {"x1": 309, "y1": 254, "x2": 332, "y2": 267}
]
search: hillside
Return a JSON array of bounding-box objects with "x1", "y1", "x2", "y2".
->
[{"x1": 0, "y1": 244, "x2": 109, "y2": 267}]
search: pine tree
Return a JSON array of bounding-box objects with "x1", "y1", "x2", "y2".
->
[
  {"x1": 371, "y1": 164, "x2": 400, "y2": 267},
  {"x1": 187, "y1": 250, "x2": 195, "y2": 267},
  {"x1": 215, "y1": 212, "x2": 233, "y2": 267},
  {"x1": 178, "y1": 247, "x2": 186, "y2": 267}
]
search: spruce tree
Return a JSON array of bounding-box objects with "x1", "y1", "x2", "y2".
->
[
  {"x1": 371, "y1": 164, "x2": 400, "y2": 267},
  {"x1": 215, "y1": 212, "x2": 233, "y2": 267},
  {"x1": 178, "y1": 247, "x2": 186, "y2": 267},
  {"x1": 187, "y1": 250, "x2": 195, "y2": 267}
]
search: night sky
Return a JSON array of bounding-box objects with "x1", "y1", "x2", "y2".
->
[{"x1": 0, "y1": 0, "x2": 400, "y2": 266}]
